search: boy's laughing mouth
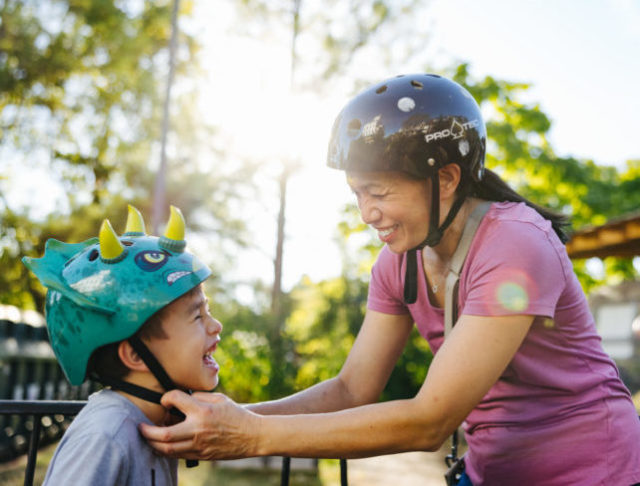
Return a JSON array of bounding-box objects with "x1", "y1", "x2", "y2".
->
[{"x1": 203, "y1": 340, "x2": 220, "y2": 369}]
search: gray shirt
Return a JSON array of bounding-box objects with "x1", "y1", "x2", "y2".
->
[{"x1": 43, "y1": 389, "x2": 178, "y2": 486}]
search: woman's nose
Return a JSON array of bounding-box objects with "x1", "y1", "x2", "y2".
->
[{"x1": 359, "y1": 199, "x2": 382, "y2": 225}]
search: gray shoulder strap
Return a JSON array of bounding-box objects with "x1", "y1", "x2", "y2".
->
[{"x1": 444, "y1": 201, "x2": 492, "y2": 337}]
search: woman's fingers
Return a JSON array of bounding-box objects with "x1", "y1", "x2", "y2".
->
[
  {"x1": 139, "y1": 391, "x2": 204, "y2": 443},
  {"x1": 139, "y1": 418, "x2": 192, "y2": 444},
  {"x1": 190, "y1": 390, "x2": 228, "y2": 403},
  {"x1": 139, "y1": 390, "x2": 261, "y2": 460},
  {"x1": 144, "y1": 437, "x2": 198, "y2": 458},
  {"x1": 160, "y1": 389, "x2": 220, "y2": 414}
]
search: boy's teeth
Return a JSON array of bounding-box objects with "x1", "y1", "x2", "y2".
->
[{"x1": 379, "y1": 227, "x2": 393, "y2": 237}]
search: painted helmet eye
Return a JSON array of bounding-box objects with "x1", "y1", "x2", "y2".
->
[{"x1": 135, "y1": 250, "x2": 170, "y2": 272}]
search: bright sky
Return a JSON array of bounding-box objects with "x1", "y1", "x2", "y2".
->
[{"x1": 192, "y1": 0, "x2": 640, "y2": 297}]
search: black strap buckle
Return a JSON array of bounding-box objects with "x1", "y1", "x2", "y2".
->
[{"x1": 444, "y1": 456, "x2": 465, "y2": 486}]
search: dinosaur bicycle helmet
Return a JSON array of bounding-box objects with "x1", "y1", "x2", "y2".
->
[
  {"x1": 22, "y1": 205, "x2": 211, "y2": 395},
  {"x1": 327, "y1": 74, "x2": 486, "y2": 303}
]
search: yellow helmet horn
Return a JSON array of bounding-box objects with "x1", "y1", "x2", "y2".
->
[
  {"x1": 159, "y1": 205, "x2": 186, "y2": 252},
  {"x1": 124, "y1": 205, "x2": 146, "y2": 235},
  {"x1": 99, "y1": 219, "x2": 126, "y2": 262}
]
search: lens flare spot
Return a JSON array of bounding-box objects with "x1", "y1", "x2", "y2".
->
[{"x1": 496, "y1": 282, "x2": 529, "y2": 312}]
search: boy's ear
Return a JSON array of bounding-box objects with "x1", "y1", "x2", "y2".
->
[{"x1": 117, "y1": 340, "x2": 149, "y2": 373}]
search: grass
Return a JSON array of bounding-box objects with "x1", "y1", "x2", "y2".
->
[{"x1": 0, "y1": 442, "x2": 57, "y2": 486}]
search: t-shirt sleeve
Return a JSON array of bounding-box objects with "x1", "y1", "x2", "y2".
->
[
  {"x1": 43, "y1": 431, "x2": 128, "y2": 486},
  {"x1": 367, "y1": 247, "x2": 411, "y2": 315},
  {"x1": 461, "y1": 219, "x2": 566, "y2": 318}
]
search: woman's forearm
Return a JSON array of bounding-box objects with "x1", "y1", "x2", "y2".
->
[
  {"x1": 246, "y1": 375, "x2": 365, "y2": 416},
  {"x1": 254, "y1": 397, "x2": 447, "y2": 459}
]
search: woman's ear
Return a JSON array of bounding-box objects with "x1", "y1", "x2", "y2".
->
[
  {"x1": 438, "y1": 163, "x2": 462, "y2": 199},
  {"x1": 117, "y1": 340, "x2": 149, "y2": 373}
]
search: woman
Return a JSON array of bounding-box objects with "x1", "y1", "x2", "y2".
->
[{"x1": 140, "y1": 74, "x2": 640, "y2": 485}]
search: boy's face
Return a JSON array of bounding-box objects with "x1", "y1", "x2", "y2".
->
[{"x1": 145, "y1": 285, "x2": 222, "y2": 391}]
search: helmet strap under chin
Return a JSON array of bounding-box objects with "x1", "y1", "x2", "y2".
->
[
  {"x1": 93, "y1": 335, "x2": 188, "y2": 416},
  {"x1": 128, "y1": 335, "x2": 179, "y2": 393},
  {"x1": 403, "y1": 173, "x2": 468, "y2": 304},
  {"x1": 93, "y1": 336, "x2": 199, "y2": 467}
]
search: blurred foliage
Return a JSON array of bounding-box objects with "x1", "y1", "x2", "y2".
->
[
  {"x1": 231, "y1": 0, "x2": 426, "y2": 94},
  {"x1": 0, "y1": 0, "x2": 256, "y2": 312},
  {"x1": 450, "y1": 64, "x2": 639, "y2": 293},
  {"x1": 1, "y1": 2, "x2": 639, "y2": 409}
]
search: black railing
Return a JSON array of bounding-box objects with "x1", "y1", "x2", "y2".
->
[
  {"x1": 0, "y1": 400, "x2": 85, "y2": 486},
  {"x1": 0, "y1": 320, "x2": 99, "y2": 464},
  {"x1": 0, "y1": 400, "x2": 349, "y2": 486}
]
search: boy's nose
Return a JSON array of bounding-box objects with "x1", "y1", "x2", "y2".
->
[{"x1": 207, "y1": 316, "x2": 222, "y2": 335}]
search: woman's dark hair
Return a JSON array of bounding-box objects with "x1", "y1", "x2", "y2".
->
[{"x1": 467, "y1": 168, "x2": 570, "y2": 243}]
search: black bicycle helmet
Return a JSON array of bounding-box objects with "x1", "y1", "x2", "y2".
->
[{"x1": 327, "y1": 74, "x2": 487, "y2": 303}]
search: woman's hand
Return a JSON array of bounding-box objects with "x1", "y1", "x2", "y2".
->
[{"x1": 139, "y1": 390, "x2": 262, "y2": 460}]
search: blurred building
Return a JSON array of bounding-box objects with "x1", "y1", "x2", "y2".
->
[{"x1": 566, "y1": 212, "x2": 640, "y2": 386}]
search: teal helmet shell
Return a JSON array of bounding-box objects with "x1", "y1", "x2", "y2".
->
[{"x1": 23, "y1": 221, "x2": 211, "y2": 385}]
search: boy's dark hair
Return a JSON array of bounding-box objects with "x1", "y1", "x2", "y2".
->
[{"x1": 87, "y1": 286, "x2": 200, "y2": 382}]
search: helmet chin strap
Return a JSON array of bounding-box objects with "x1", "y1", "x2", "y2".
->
[
  {"x1": 403, "y1": 173, "x2": 467, "y2": 304},
  {"x1": 127, "y1": 335, "x2": 182, "y2": 396},
  {"x1": 93, "y1": 336, "x2": 199, "y2": 468}
]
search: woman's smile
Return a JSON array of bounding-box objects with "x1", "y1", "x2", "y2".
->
[{"x1": 376, "y1": 224, "x2": 398, "y2": 243}]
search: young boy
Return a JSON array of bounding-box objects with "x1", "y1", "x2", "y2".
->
[{"x1": 22, "y1": 205, "x2": 222, "y2": 485}]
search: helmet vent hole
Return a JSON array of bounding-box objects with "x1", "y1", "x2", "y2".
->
[
  {"x1": 347, "y1": 119, "x2": 362, "y2": 137},
  {"x1": 88, "y1": 249, "x2": 99, "y2": 262},
  {"x1": 375, "y1": 85, "x2": 387, "y2": 94},
  {"x1": 410, "y1": 80, "x2": 423, "y2": 89},
  {"x1": 121, "y1": 240, "x2": 134, "y2": 246}
]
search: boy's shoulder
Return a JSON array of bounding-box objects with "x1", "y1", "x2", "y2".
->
[
  {"x1": 44, "y1": 390, "x2": 178, "y2": 486},
  {"x1": 64, "y1": 389, "x2": 149, "y2": 444},
  {"x1": 81, "y1": 388, "x2": 147, "y2": 420}
]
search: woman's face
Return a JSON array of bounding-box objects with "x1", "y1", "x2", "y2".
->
[{"x1": 346, "y1": 170, "x2": 431, "y2": 254}]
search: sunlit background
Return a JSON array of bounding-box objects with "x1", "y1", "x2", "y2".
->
[
  {"x1": 2, "y1": 3, "x2": 640, "y2": 479},
  {"x1": 3, "y1": 0, "x2": 639, "y2": 325},
  {"x1": 187, "y1": 0, "x2": 640, "y2": 297}
]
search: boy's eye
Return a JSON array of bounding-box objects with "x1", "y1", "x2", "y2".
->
[{"x1": 135, "y1": 250, "x2": 170, "y2": 272}]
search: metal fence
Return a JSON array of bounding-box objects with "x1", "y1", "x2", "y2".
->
[
  {"x1": 0, "y1": 399, "x2": 85, "y2": 486},
  {"x1": 0, "y1": 320, "x2": 99, "y2": 463},
  {"x1": 0, "y1": 320, "x2": 348, "y2": 485}
]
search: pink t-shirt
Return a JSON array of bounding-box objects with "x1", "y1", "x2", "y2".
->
[{"x1": 368, "y1": 202, "x2": 640, "y2": 485}]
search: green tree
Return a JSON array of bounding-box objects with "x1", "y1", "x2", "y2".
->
[
  {"x1": 451, "y1": 64, "x2": 639, "y2": 291},
  {"x1": 0, "y1": 1, "x2": 257, "y2": 312}
]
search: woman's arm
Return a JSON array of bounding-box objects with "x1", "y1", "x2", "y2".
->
[
  {"x1": 246, "y1": 309, "x2": 414, "y2": 415},
  {"x1": 139, "y1": 312, "x2": 533, "y2": 460}
]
